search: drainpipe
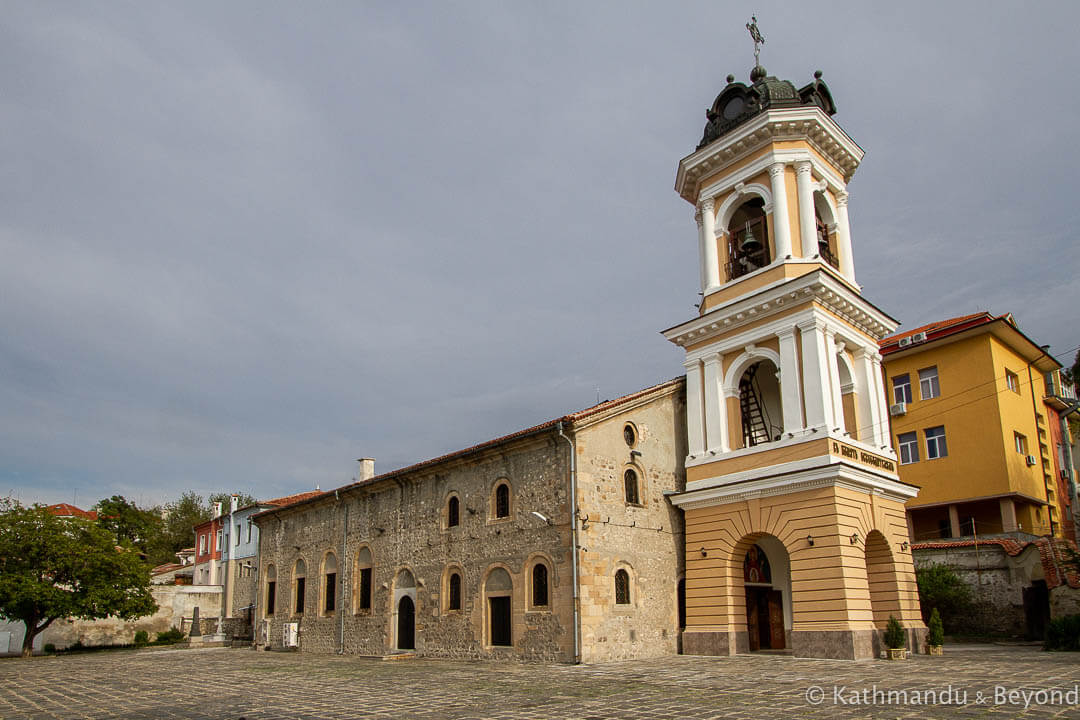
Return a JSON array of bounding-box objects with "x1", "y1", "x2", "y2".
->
[
  {"x1": 556, "y1": 421, "x2": 581, "y2": 664},
  {"x1": 338, "y1": 490, "x2": 348, "y2": 655}
]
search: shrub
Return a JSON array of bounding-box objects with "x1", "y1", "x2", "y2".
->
[
  {"x1": 927, "y1": 608, "x2": 944, "y2": 646},
  {"x1": 884, "y1": 615, "x2": 906, "y2": 649},
  {"x1": 133, "y1": 630, "x2": 149, "y2": 646},
  {"x1": 916, "y1": 564, "x2": 971, "y2": 631},
  {"x1": 155, "y1": 628, "x2": 184, "y2": 644},
  {"x1": 69, "y1": 640, "x2": 85, "y2": 651},
  {"x1": 43, "y1": 643, "x2": 56, "y2": 654},
  {"x1": 1044, "y1": 614, "x2": 1080, "y2": 651}
]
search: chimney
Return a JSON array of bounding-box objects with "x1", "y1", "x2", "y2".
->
[
  {"x1": 213, "y1": 501, "x2": 223, "y2": 518},
  {"x1": 358, "y1": 458, "x2": 376, "y2": 482},
  {"x1": 230, "y1": 495, "x2": 239, "y2": 514}
]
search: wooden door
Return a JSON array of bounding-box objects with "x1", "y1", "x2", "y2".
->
[
  {"x1": 745, "y1": 588, "x2": 760, "y2": 651},
  {"x1": 767, "y1": 590, "x2": 785, "y2": 650},
  {"x1": 490, "y1": 596, "x2": 512, "y2": 646}
]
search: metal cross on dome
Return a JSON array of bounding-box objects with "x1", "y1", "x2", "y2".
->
[{"x1": 746, "y1": 15, "x2": 765, "y2": 66}]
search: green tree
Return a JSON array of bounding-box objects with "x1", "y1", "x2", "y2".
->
[
  {"x1": 93, "y1": 495, "x2": 163, "y2": 558},
  {"x1": 208, "y1": 492, "x2": 257, "y2": 511},
  {"x1": 916, "y1": 564, "x2": 972, "y2": 631},
  {"x1": 0, "y1": 499, "x2": 157, "y2": 657},
  {"x1": 158, "y1": 492, "x2": 211, "y2": 560}
]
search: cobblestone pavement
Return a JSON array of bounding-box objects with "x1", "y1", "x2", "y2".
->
[{"x1": 1, "y1": 644, "x2": 1078, "y2": 719}]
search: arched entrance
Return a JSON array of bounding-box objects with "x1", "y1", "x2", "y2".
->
[
  {"x1": 741, "y1": 536, "x2": 791, "y2": 651},
  {"x1": 393, "y1": 568, "x2": 416, "y2": 651},
  {"x1": 397, "y1": 596, "x2": 415, "y2": 650}
]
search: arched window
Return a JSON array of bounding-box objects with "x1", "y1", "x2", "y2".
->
[
  {"x1": 322, "y1": 552, "x2": 338, "y2": 615},
  {"x1": 815, "y1": 210, "x2": 838, "y2": 269},
  {"x1": 726, "y1": 198, "x2": 770, "y2": 280},
  {"x1": 293, "y1": 559, "x2": 307, "y2": 616},
  {"x1": 532, "y1": 563, "x2": 549, "y2": 608},
  {"x1": 624, "y1": 469, "x2": 640, "y2": 505},
  {"x1": 447, "y1": 496, "x2": 460, "y2": 528},
  {"x1": 739, "y1": 360, "x2": 782, "y2": 447},
  {"x1": 614, "y1": 569, "x2": 631, "y2": 605},
  {"x1": 448, "y1": 572, "x2": 462, "y2": 611},
  {"x1": 494, "y1": 482, "x2": 510, "y2": 519},
  {"x1": 356, "y1": 547, "x2": 373, "y2": 612},
  {"x1": 265, "y1": 564, "x2": 277, "y2": 616}
]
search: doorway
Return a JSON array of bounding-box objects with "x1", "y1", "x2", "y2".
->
[
  {"x1": 397, "y1": 595, "x2": 415, "y2": 650},
  {"x1": 745, "y1": 587, "x2": 785, "y2": 650},
  {"x1": 489, "y1": 596, "x2": 511, "y2": 646}
]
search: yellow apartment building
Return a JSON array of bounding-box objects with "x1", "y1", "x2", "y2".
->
[{"x1": 879, "y1": 313, "x2": 1071, "y2": 541}]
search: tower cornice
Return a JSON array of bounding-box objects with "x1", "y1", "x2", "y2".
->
[
  {"x1": 675, "y1": 106, "x2": 864, "y2": 204},
  {"x1": 661, "y1": 268, "x2": 899, "y2": 348}
]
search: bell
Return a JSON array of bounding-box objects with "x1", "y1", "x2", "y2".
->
[{"x1": 739, "y1": 222, "x2": 762, "y2": 254}]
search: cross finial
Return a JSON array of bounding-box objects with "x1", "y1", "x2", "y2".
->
[{"x1": 746, "y1": 15, "x2": 765, "y2": 66}]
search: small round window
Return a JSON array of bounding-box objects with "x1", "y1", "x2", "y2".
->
[{"x1": 623, "y1": 423, "x2": 637, "y2": 448}]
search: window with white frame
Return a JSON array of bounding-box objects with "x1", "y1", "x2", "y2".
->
[
  {"x1": 246, "y1": 520, "x2": 252, "y2": 544},
  {"x1": 235, "y1": 523, "x2": 241, "y2": 546},
  {"x1": 1005, "y1": 369, "x2": 1019, "y2": 393},
  {"x1": 199, "y1": 534, "x2": 206, "y2": 554},
  {"x1": 925, "y1": 426, "x2": 948, "y2": 460},
  {"x1": 1014, "y1": 432, "x2": 1028, "y2": 455},
  {"x1": 898, "y1": 432, "x2": 919, "y2": 464},
  {"x1": 918, "y1": 366, "x2": 940, "y2": 400},
  {"x1": 892, "y1": 374, "x2": 912, "y2": 404}
]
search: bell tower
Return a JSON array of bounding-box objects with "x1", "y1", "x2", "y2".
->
[{"x1": 666, "y1": 23, "x2": 925, "y2": 660}]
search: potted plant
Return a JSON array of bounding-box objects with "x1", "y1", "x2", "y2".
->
[
  {"x1": 883, "y1": 615, "x2": 907, "y2": 660},
  {"x1": 927, "y1": 608, "x2": 944, "y2": 656}
]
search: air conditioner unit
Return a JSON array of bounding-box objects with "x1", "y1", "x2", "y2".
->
[
  {"x1": 898, "y1": 337, "x2": 912, "y2": 348},
  {"x1": 889, "y1": 402, "x2": 907, "y2": 416},
  {"x1": 283, "y1": 622, "x2": 299, "y2": 648},
  {"x1": 1025, "y1": 455, "x2": 1037, "y2": 467},
  {"x1": 912, "y1": 332, "x2": 928, "y2": 343}
]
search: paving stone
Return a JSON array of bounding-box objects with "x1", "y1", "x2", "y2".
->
[{"x1": 0, "y1": 644, "x2": 1078, "y2": 719}]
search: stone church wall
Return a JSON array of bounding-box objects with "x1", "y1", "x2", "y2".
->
[{"x1": 256, "y1": 434, "x2": 576, "y2": 661}]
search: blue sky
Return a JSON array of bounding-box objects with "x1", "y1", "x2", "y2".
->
[{"x1": 2, "y1": 1, "x2": 1078, "y2": 507}]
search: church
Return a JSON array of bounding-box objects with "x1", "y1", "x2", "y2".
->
[{"x1": 252, "y1": 38, "x2": 925, "y2": 662}]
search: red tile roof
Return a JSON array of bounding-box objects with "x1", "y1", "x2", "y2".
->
[
  {"x1": 912, "y1": 536, "x2": 1079, "y2": 589},
  {"x1": 261, "y1": 490, "x2": 325, "y2": 508},
  {"x1": 151, "y1": 562, "x2": 183, "y2": 576},
  {"x1": 45, "y1": 503, "x2": 98, "y2": 520},
  {"x1": 254, "y1": 376, "x2": 685, "y2": 519},
  {"x1": 879, "y1": 312, "x2": 1006, "y2": 354}
]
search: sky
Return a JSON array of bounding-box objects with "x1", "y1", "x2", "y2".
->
[{"x1": 2, "y1": 1, "x2": 1078, "y2": 508}]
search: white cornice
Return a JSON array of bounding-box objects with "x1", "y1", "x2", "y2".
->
[
  {"x1": 671, "y1": 462, "x2": 917, "y2": 510},
  {"x1": 661, "y1": 269, "x2": 899, "y2": 349},
  {"x1": 675, "y1": 107, "x2": 865, "y2": 204}
]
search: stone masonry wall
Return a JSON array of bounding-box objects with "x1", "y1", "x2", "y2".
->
[
  {"x1": 256, "y1": 434, "x2": 575, "y2": 661},
  {"x1": 574, "y1": 386, "x2": 687, "y2": 662}
]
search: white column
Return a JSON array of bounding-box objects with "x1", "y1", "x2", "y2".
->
[
  {"x1": 825, "y1": 330, "x2": 845, "y2": 434},
  {"x1": 796, "y1": 318, "x2": 833, "y2": 430},
  {"x1": 835, "y1": 191, "x2": 856, "y2": 283},
  {"x1": 695, "y1": 208, "x2": 706, "y2": 294},
  {"x1": 855, "y1": 347, "x2": 879, "y2": 445},
  {"x1": 767, "y1": 162, "x2": 793, "y2": 261},
  {"x1": 703, "y1": 353, "x2": 729, "y2": 454},
  {"x1": 795, "y1": 161, "x2": 816, "y2": 259},
  {"x1": 871, "y1": 353, "x2": 891, "y2": 448},
  {"x1": 684, "y1": 359, "x2": 705, "y2": 458},
  {"x1": 776, "y1": 327, "x2": 804, "y2": 433},
  {"x1": 700, "y1": 197, "x2": 721, "y2": 291}
]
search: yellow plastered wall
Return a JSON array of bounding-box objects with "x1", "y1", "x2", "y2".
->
[{"x1": 684, "y1": 484, "x2": 921, "y2": 634}]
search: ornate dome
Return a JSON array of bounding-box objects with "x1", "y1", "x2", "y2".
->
[{"x1": 697, "y1": 68, "x2": 837, "y2": 151}]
